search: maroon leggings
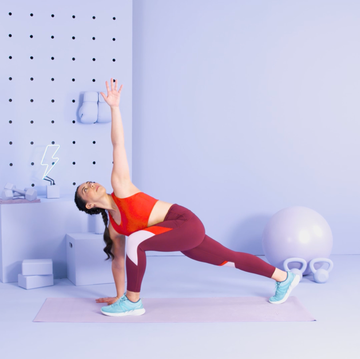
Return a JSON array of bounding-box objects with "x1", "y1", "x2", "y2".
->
[{"x1": 126, "y1": 204, "x2": 276, "y2": 292}]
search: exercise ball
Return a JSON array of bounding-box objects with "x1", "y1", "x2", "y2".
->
[{"x1": 262, "y1": 206, "x2": 333, "y2": 275}]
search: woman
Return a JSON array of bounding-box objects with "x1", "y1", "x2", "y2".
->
[{"x1": 74, "y1": 78, "x2": 300, "y2": 317}]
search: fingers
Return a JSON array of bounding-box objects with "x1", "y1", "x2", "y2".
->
[
  {"x1": 96, "y1": 297, "x2": 109, "y2": 303},
  {"x1": 105, "y1": 78, "x2": 123, "y2": 94}
]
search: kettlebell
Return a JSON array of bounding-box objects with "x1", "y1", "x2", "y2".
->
[
  {"x1": 283, "y1": 257, "x2": 307, "y2": 280},
  {"x1": 309, "y1": 258, "x2": 334, "y2": 283}
]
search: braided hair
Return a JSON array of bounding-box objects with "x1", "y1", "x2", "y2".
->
[{"x1": 74, "y1": 186, "x2": 114, "y2": 260}]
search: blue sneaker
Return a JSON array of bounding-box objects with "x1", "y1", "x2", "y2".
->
[
  {"x1": 269, "y1": 271, "x2": 300, "y2": 304},
  {"x1": 101, "y1": 295, "x2": 146, "y2": 316}
]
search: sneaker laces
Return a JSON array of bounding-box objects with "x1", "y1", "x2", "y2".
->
[{"x1": 274, "y1": 281, "x2": 286, "y2": 296}]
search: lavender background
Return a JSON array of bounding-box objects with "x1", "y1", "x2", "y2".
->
[
  {"x1": 1, "y1": 2, "x2": 359, "y2": 358},
  {"x1": 1, "y1": 0, "x2": 359, "y2": 271},
  {"x1": 132, "y1": 0, "x2": 360, "y2": 255}
]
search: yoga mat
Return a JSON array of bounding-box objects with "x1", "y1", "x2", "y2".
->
[{"x1": 34, "y1": 296, "x2": 315, "y2": 323}]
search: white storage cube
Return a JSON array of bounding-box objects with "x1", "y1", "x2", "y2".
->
[
  {"x1": 46, "y1": 185, "x2": 60, "y2": 199},
  {"x1": 22, "y1": 259, "x2": 53, "y2": 276},
  {"x1": 18, "y1": 274, "x2": 54, "y2": 290},
  {"x1": 66, "y1": 233, "x2": 114, "y2": 286}
]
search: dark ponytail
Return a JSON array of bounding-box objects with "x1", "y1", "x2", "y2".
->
[{"x1": 74, "y1": 187, "x2": 114, "y2": 261}]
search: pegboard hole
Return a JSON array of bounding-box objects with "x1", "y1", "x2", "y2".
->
[
  {"x1": 72, "y1": 162, "x2": 76, "y2": 165},
  {"x1": 51, "y1": 120, "x2": 55, "y2": 124},
  {"x1": 30, "y1": 99, "x2": 34, "y2": 102},
  {"x1": 72, "y1": 141, "x2": 76, "y2": 144},
  {"x1": 92, "y1": 79, "x2": 96, "y2": 82},
  {"x1": 92, "y1": 37, "x2": 96, "y2": 40},
  {"x1": 51, "y1": 14, "x2": 55, "y2": 18},
  {"x1": 9, "y1": 56, "x2": 12, "y2": 59},
  {"x1": 31, "y1": 184, "x2": 35, "y2": 187},
  {"x1": 9, "y1": 12, "x2": 12, "y2": 16},
  {"x1": 9, "y1": 163, "x2": 13, "y2": 167},
  {"x1": 9, "y1": 77, "x2": 12, "y2": 81},
  {"x1": 72, "y1": 57, "x2": 76, "y2": 61},
  {"x1": 92, "y1": 16, "x2": 96, "y2": 19},
  {"x1": 51, "y1": 141, "x2": 55, "y2": 145},
  {"x1": 93, "y1": 161, "x2": 96, "y2": 165},
  {"x1": 72, "y1": 99, "x2": 76, "y2": 103},
  {"x1": 112, "y1": 59, "x2": 116, "y2": 62},
  {"x1": 9, "y1": 34, "x2": 12, "y2": 38},
  {"x1": 31, "y1": 162, "x2": 34, "y2": 166},
  {"x1": 73, "y1": 182, "x2": 76, "y2": 186},
  {"x1": 9, "y1": 99, "x2": 12, "y2": 102},
  {"x1": 93, "y1": 141, "x2": 96, "y2": 144},
  {"x1": 51, "y1": 57, "x2": 55, "y2": 60},
  {"x1": 51, "y1": 99, "x2": 55, "y2": 103},
  {"x1": 51, "y1": 78, "x2": 55, "y2": 81},
  {"x1": 30, "y1": 35, "x2": 33, "y2": 38},
  {"x1": 72, "y1": 36, "x2": 75, "y2": 40},
  {"x1": 9, "y1": 141, "x2": 13, "y2": 145},
  {"x1": 30, "y1": 56, "x2": 34, "y2": 60},
  {"x1": 72, "y1": 78, "x2": 75, "y2": 82},
  {"x1": 92, "y1": 58, "x2": 96, "y2": 61},
  {"x1": 51, "y1": 35, "x2": 54, "y2": 39},
  {"x1": 72, "y1": 120, "x2": 76, "y2": 124},
  {"x1": 113, "y1": 17, "x2": 116, "y2": 20},
  {"x1": 30, "y1": 13, "x2": 34, "y2": 17},
  {"x1": 112, "y1": 38, "x2": 116, "y2": 41},
  {"x1": 9, "y1": 120, "x2": 13, "y2": 124},
  {"x1": 30, "y1": 141, "x2": 34, "y2": 145},
  {"x1": 30, "y1": 120, "x2": 34, "y2": 124}
]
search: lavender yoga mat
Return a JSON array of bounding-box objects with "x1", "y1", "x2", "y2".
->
[{"x1": 33, "y1": 296, "x2": 315, "y2": 323}]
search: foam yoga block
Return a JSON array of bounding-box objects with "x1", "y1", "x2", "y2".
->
[
  {"x1": 18, "y1": 274, "x2": 54, "y2": 290},
  {"x1": 66, "y1": 233, "x2": 113, "y2": 286},
  {"x1": 22, "y1": 259, "x2": 53, "y2": 276}
]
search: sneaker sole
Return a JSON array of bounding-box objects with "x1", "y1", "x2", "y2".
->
[
  {"x1": 269, "y1": 274, "x2": 301, "y2": 305},
  {"x1": 101, "y1": 308, "x2": 146, "y2": 317}
]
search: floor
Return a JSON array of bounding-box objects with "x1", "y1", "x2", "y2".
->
[{"x1": 0, "y1": 254, "x2": 358, "y2": 359}]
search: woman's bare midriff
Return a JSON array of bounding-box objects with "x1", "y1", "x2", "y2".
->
[{"x1": 147, "y1": 200, "x2": 173, "y2": 227}]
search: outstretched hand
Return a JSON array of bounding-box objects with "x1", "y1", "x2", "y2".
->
[
  {"x1": 96, "y1": 296, "x2": 120, "y2": 305},
  {"x1": 100, "y1": 78, "x2": 123, "y2": 108}
]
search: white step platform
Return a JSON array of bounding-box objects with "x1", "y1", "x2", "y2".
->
[{"x1": 66, "y1": 233, "x2": 114, "y2": 286}]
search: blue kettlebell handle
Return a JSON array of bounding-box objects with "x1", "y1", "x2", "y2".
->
[
  {"x1": 283, "y1": 257, "x2": 307, "y2": 273},
  {"x1": 309, "y1": 258, "x2": 334, "y2": 273}
]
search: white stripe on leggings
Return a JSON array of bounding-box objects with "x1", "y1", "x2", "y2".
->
[{"x1": 126, "y1": 230, "x2": 155, "y2": 266}]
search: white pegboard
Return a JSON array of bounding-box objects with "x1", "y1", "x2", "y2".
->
[{"x1": 0, "y1": 0, "x2": 132, "y2": 196}]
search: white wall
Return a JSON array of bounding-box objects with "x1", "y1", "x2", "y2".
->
[
  {"x1": 1, "y1": 0, "x2": 132, "y2": 196},
  {"x1": 133, "y1": 0, "x2": 360, "y2": 254},
  {"x1": 0, "y1": 0, "x2": 133, "y2": 282}
]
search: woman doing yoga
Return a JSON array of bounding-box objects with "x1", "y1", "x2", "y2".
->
[{"x1": 74, "y1": 79, "x2": 300, "y2": 317}]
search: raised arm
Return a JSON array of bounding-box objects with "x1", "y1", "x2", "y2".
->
[{"x1": 100, "y1": 79, "x2": 139, "y2": 197}]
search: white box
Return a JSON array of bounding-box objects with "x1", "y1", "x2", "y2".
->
[
  {"x1": 0, "y1": 197, "x2": 89, "y2": 283},
  {"x1": 66, "y1": 233, "x2": 113, "y2": 286},
  {"x1": 22, "y1": 259, "x2": 53, "y2": 276},
  {"x1": 46, "y1": 185, "x2": 60, "y2": 199},
  {"x1": 18, "y1": 274, "x2": 54, "y2": 290}
]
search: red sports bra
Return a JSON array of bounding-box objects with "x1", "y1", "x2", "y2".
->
[{"x1": 109, "y1": 192, "x2": 158, "y2": 236}]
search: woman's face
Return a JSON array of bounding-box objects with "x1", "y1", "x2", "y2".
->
[{"x1": 77, "y1": 181, "x2": 106, "y2": 208}]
